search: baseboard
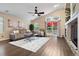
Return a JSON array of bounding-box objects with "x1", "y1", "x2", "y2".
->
[{"x1": 0, "y1": 37, "x2": 9, "y2": 42}]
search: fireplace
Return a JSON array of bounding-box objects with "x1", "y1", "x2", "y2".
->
[
  {"x1": 71, "y1": 18, "x2": 77, "y2": 47},
  {"x1": 65, "y1": 12, "x2": 79, "y2": 55}
]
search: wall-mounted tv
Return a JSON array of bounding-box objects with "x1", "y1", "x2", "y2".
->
[{"x1": 71, "y1": 18, "x2": 77, "y2": 47}]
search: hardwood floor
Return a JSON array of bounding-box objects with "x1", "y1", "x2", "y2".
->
[{"x1": 0, "y1": 37, "x2": 74, "y2": 56}]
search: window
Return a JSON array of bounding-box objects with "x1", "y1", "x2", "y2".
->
[{"x1": 0, "y1": 16, "x2": 4, "y2": 33}]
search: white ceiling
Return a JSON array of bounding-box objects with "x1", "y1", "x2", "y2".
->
[{"x1": 0, "y1": 3, "x2": 65, "y2": 20}]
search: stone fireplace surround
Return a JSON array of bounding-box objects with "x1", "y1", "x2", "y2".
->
[{"x1": 65, "y1": 12, "x2": 79, "y2": 55}]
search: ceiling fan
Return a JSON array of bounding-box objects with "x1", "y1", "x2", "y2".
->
[{"x1": 27, "y1": 6, "x2": 44, "y2": 16}]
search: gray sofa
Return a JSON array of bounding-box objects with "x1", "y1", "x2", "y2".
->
[{"x1": 9, "y1": 29, "x2": 30, "y2": 41}]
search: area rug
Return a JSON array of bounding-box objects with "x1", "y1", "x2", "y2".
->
[{"x1": 9, "y1": 37, "x2": 49, "y2": 52}]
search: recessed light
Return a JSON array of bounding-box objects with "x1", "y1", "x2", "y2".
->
[{"x1": 53, "y1": 4, "x2": 59, "y2": 8}]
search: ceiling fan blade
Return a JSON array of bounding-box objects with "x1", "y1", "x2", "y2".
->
[
  {"x1": 38, "y1": 14, "x2": 40, "y2": 16},
  {"x1": 38, "y1": 12, "x2": 44, "y2": 14},
  {"x1": 27, "y1": 12, "x2": 34, "y2": 14}
]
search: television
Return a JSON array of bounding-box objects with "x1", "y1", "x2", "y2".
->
[{"x1": 71, "y1": 18, "x2": 77, "y2": 47}]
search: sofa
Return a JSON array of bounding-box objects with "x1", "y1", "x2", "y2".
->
[{"x1": 9, "y1": 29, "x2": 32, "y2": 41}]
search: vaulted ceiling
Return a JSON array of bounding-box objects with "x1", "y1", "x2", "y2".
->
[{"x1": 0, "y1": 3, "x2": 65, "y2": 20}]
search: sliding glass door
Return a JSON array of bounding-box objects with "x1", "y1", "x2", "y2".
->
[{"x1": 46, "y1": 16, "x2": 60, "y2": 37}]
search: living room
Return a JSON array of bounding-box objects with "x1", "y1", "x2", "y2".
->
[{"x1": 0, "y1": 3, "x2": 79, "y2": 56}]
